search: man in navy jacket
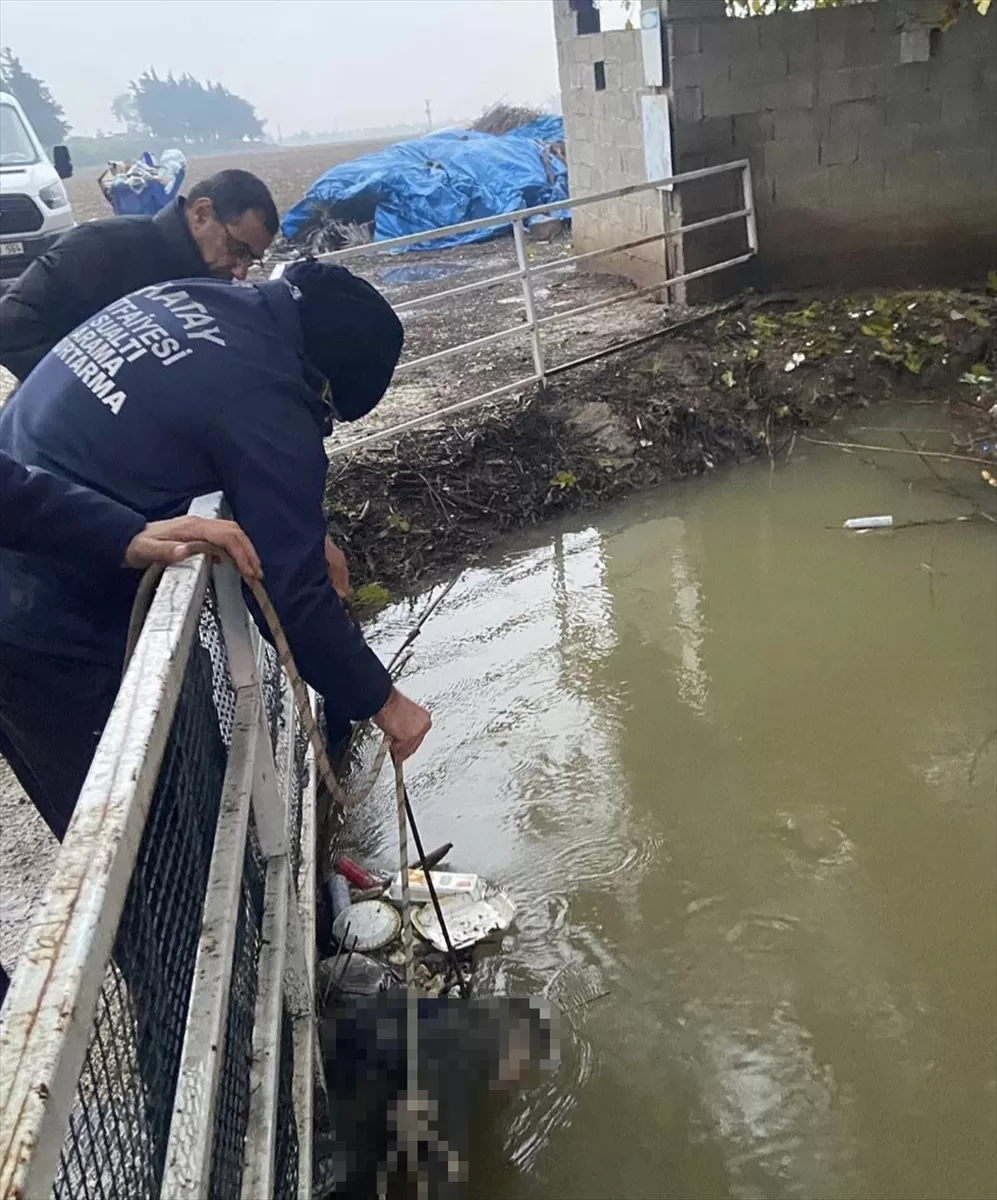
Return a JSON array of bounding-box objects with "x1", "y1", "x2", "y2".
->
[{"x1": 0, "y1": 259, "x2": 430, "y2": 849}]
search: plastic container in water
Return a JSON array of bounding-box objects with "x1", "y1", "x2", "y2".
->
[
  {"x1": 843, "y1": 515, "x2": 894, "y2": 530},
  {"x1": 388, "y1": 870, "x2": 485, "y2": 905},
  {"x1": 331, "y1": 899, "x2": 401, "y2": 951},
  {"x1": 328, "y1": 874, "x2": 352, "y2": 920}
]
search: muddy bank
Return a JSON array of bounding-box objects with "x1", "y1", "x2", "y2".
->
[{"x1": 327, "y1": 285, "x2": 997, "y2": 606}]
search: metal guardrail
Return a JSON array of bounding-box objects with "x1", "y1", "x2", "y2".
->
[
  {"x1": 272, "y1": 159, "x2": 757, "y2": 457},
  {"x1": 0, "y1": 493, "x2": 319, "y2": 1200}
]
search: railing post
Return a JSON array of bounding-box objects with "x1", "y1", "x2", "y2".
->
[
  {"x1": 741, "y1": 163, "x2": 758, "y2": 256},
  {"x1": 512, "y1": 216, "x2": 547, "y2": 388}
]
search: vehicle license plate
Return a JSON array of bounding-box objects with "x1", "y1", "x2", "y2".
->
[{"x1": 0, "y1": 242, "x2": 24, "y2": 257}]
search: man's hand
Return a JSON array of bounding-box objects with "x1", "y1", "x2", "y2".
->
[
  {"x1": 325, "y1": 537, "x2": 350, "y2": 598},
  {"x1": 124, "y1": 516, "x2": 262, "y2": 581},
  {"x1": 373, "y1": 687, "x2": 432, "y2": 763}
]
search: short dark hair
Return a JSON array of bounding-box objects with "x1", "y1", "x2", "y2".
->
[{"x1": 187, "y1": 169, "x2": 279, "y2": 235}]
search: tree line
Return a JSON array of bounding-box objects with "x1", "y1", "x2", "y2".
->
[{"x1": 0, "y1": 49, "x2": 266, "y2": 147}]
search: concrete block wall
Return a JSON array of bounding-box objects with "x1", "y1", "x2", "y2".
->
[
  {"x1": 672, "y1": 0, "x2": 997, "y2": 291},
  {"x1": 555, "y1": 0, "x2": 997, "y2": 296},
  {"x1": 554, "y1": 1, "x2": 668, "y2": 288}
]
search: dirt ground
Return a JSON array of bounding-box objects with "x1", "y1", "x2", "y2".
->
[{"x1": 64, "y1": 140, "x2": 392, "y2": 224}]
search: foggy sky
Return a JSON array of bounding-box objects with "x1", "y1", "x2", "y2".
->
[{"x1": 1, "y1": 0, "x2": 560, "y2": 136}]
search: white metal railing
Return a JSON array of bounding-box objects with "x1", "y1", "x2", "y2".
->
[
  {"x1": 272, "y1": 160, "x2": 757, "y2": 456},
  {"x1": 0, "y1": 493, "x2": 318, "y2": 1200}
]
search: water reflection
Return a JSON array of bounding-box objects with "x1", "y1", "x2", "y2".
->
[{"x1": 357, "y1": 436, "x2": 996, "y2": 1200}]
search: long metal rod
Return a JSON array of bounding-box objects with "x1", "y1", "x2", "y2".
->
[
  {"x1": 741, "y1": 163, "x2": 758, "y2": 255},
  {"x1": 327, "y1": 371, "x2": 541, "y2": 458},
  {"x1": 310, "y1": 160, "x2": 750, "y2": 264},
  {"x1": 512, "y1": 217, "x2": 546, "y2": 385},
  {"x1": 535, "y1": 252, "x2": 754, "y2": 330},
  {"x1": 530, "y1": 207, "x2": 750, "y2": 277},
  {"x1": 395, "y1": 321, "x2": 528, "y2": 376},
  {"x1": 543, "y1": 300, "x2": 741, "y2": 381},
  {"x1": 393, "y1": 267, "x2": 522, "y2": 313}
]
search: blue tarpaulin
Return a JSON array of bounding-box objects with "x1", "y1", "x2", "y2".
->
[{"x1": 281, "y1": 116, "x2": 569, "y2": 251}]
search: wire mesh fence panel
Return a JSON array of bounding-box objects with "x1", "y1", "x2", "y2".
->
[
  {"x1": 207, "y1": 826, "x2": 266, "y2": 1200},
  {"x1": 273, "y1": 1004, "x2": 300, "y2": 1200},
  {"x1": 53, "y1": 641, "x2": 227, "y2": 1200},
  {"x1": 259, "y1": 639, "x2": 284, "y2": 753},
  {"x1": 3, "y1": 555, "x2": 315, "y2": 1200},
  {"x1": 288, "y1": 719, "x2": 310, "y2": 882},
  {"x1": 200, "y1": 583, "x2": 238, "y2": 749}
]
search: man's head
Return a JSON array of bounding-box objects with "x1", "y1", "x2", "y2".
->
[
  {"x1": 284, "y1": 259, "x2": 404, "y2": 422},
  {"x1": 185, "y1": 170, "x2": 279, "y2": 280}
]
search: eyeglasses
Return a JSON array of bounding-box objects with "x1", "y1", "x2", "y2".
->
[{"x1": 219, "y1": 217, "x2": 262, "y2": 270}]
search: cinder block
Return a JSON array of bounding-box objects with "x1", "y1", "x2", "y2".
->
[
  {"x1": 614, "y1": 89, "x2": 641, "y2": 122},
  {"x1": 670, "y1": 20, "x2": 700, "y2": 58},
  {"x1": 673, "y1": 85, "x2": 703, "y2": 123},
  {"x1": 824, "y1": 159, "x2": 887, "y2": 202},
  {"x1": 885, "y1": 92, "x2": 941, "y2": 126},
  {"x1": 865, "y1": 122, "x2": 916, "y2": 163},
  {"x1": 764, "y1": 136, "x2": 820, "y2": 179},
  {"x1": 770, "y1": 167, "x2": 831, "y2": 208},
  {"x1": 733, "y1": 110, "x2": 775, "y2": 147},
  {"x1": 728, "y1": 47, "x2": 790, "y2": 84},
  {"x1": 694, "y1": 116, "x2": 734, "y2": 156},
  {"x1": 940, "y1": 84, "x2": 986, "y2": 126},
  {"x1": 943, "y1": 148, "x2": 997, "y2": 193},
  {"x1": 568, "y1": 62, "x2": 588, "y2": 90},
  {"x1": 678, "y1": 150, "x2": 707, "y2": 173},
  {"x1": 884, "y1": 153, "x2": 941, "y2": 195},
  {"x1": 664, "y1": 0, "x2": 727, "y2": 22},
  {"x1": 900, "y1": 28, "x2": 932, "y2": 64},
  {"x1": 758, "y1": 9, "x2": 818, "y2": 53},
  {"x1": 621, "y1": 56, "x2": 647, "y2": 89},
  {"x1": 888, "y1": 61, "x2": 933, "y2": 95},
  {"x1": 702, "y1": 74, "x2": 815, "y2": 117},
  {"x1": 774, "y1": 106, "x2": 829, "y2": 143},
  {"x1": 844, "y1": 24, "x2": 897, "y2": 69},
  {"x1": 816, "y1": 66, "x2": 887, "y2": 105},
  {"x1": 814, "y1": 31, "x2": 849, "y2": 73},
  {"x1": 670, "y1": 53, "x2": 708, "y2": 91},
  {"x1": 828, "y1": 98, "x2": 883, "y2": 140},
  {"x1": 815, "y1": 2, "x2": 871, "y2": 44},
  {"x1": 819, "y1": 128, "x2": 859, "y2": 166},
  {"x1": 700, "y1": 13, "x2": 760, "y2": 59}
]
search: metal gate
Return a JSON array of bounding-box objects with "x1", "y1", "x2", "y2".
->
[
  {"x1": 0, "y1": 493, "x2": 319, "y2": 1200},
  {"x1": 272, "y1": 158, "x2": 757, "y2": 457}
]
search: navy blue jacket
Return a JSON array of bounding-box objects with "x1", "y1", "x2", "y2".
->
[
  {"x1": 0, "y1": 450, "x2": 144, "y2": 568},
  {"x1": 0, "y1": 277, "x2": 392, "y2": 721}
]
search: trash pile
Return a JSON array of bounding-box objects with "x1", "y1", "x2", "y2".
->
[
  {"x1": 98, "y1": 149, "x2": 187, "y2": 217},
  {"x1": 316, "y1": 850, "x2": 516, "y2": 1004},
  {"x1": 281, "y1": 115, "x2": 568, "y2": 254}
]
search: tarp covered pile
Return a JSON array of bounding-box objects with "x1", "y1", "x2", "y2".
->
[{"x1": 281, "y1": 116, "x2": 568, "y2": 251}]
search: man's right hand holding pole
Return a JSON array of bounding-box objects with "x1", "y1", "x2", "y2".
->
[{"x1": 373, "y1": 688, "x2": 432, "y2": 763}]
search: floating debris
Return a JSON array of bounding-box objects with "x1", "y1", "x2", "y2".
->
[
  {"x1": 844, "y1": 515, "x2": 894, "y2": 530},
  {"x1": 412, "y1": 891, "x2": 517, "y2": 953}
]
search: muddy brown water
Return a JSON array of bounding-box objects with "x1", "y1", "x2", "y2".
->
[{"x1": 345, "y1": 408, "x2": 997, "y2": 1200}]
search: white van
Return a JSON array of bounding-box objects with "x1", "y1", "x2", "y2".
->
[{"x1": 0, "y1": 90, "x2": 75, "y2": 285}]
